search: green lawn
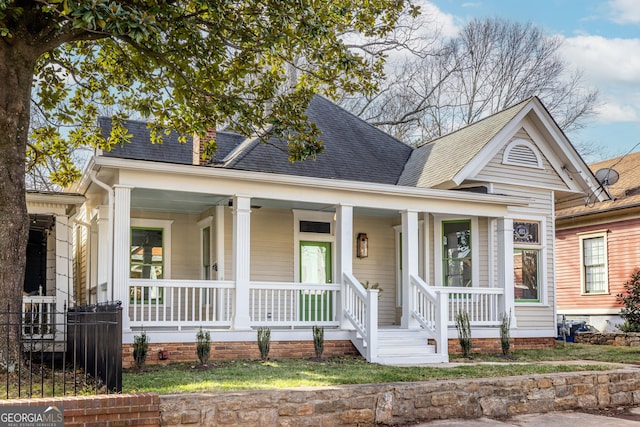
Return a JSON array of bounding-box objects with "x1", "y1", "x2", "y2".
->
[{"x1": 123, "y1": 342, "x2": 640, "y2": 394}]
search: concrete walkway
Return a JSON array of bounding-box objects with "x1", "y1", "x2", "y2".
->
[{"x1": 416, "y1": 408, "x2": 640, "y2": 426}]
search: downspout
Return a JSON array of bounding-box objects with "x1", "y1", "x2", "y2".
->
[
  {"x1": 73, "y1": 219, "x2": 92, "y2": 305},
  {"x1": 89, "y1": 170, "x2": 114, "y2": 302}
]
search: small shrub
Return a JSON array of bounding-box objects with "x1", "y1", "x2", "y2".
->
[
  {"x1": 257, "y1": 327, "x2": 271, "y2": 361},
  {"x1": 500, "y1": 310, "x2": 511, "y2": 356},
  {"x1": 455, "y1": 311, "x2": 472, "y2": 358},
  {"x1": 618, "y1": 321, "x2": 640, "y2": 333},
  {"x1": 312, "y1": 325, "x2": 324, "y2": 359},
  {"x1": 617, "y1": 270, "x2": 640, "y2": 331},
  {"x1": 196, "y1": 328, "x2": 211, "y2": 365},
  {"x1": 133, "y1": 330, "x2": 149, "y2": 369}
]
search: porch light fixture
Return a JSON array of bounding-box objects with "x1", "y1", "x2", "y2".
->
[{"x1": 357, "y1": 233, "x2": 368, "y2": 258}]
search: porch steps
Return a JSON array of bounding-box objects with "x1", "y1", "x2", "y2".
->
[{"x1": 352, "y1": 329, "x2": 448, "y2": 365}]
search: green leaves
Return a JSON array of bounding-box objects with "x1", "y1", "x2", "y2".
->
[{"x1": 17, "y1": 0, "x2": 414, "y2": 185}]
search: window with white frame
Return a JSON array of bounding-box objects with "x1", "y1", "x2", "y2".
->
[
  {"x1": 579, "y1": 231, "x2": 608, "y2": 294},
  {"x1": 513, "y1": 220, "x2": 541, "y2": 302},
  {"x1": 442, "y1": 220, "x2": 472, "y2": 287},
  {"x1": 129, "y1": 219, "x2": 172, "y2": 303}
]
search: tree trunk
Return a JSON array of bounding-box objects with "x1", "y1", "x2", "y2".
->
[{"x1": 0, "y1": 39, "x2": 37, "y2": 370}]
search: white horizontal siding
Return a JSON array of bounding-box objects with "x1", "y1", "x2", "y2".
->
[{"x1": 474, "y1": 131, "x2": 568, "y2": 190}]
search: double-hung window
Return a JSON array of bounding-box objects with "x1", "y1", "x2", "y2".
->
[
  {"x1": 513, "y1": 220, "x2": 541, "y2": 302},
  {"x1": 579, "y1": 231, "x2": 608, "y2": 294}
]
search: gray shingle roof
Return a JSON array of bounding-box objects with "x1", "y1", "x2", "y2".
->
[
  {"x1": 398, "y1": 98, "x2": 533, "y2": 188},
  {"x1": 222, "y1": 96, "x2": 413, "y2": 185},
  {"x1": 99, "y1": 117, "x2": 243, "y2": 165},
  {"x1": 99, "y1": 96, "x2": 413, "y2": 185}
]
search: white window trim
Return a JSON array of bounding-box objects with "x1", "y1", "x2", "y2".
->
[
  {"x1": 433, "y1": 215, "x2": 479, "y2": 288},
  {"x1": 578, "y1": 230, "x2": 609, "y2": 295},
  {"x1": 502, "y1": 139, "x2": 543, "y2": 169},
  {"x1": 130, "y1": 218, "x2": 173, "y2": 279},
  {"x1": 197, "y1": 216, "x2": 213, "y2": 280},
  {"x1": 510, "y1": 215, "x2": 547, "y2": 306},
  {"x1": 292, "y1": 210, "x2": 335, "y2": 283}
]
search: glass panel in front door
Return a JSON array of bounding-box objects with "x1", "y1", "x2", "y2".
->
[{"x1": 299, "y1": 241, "x2": 332, "y2": 321}]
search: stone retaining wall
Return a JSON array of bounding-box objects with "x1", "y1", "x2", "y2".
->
[
  {"x1": 575, "y1": 331, "x2": 640, "y2": 346},
  {"x1": 159, "y1": 368, "x2": 640, "y2": 426}
]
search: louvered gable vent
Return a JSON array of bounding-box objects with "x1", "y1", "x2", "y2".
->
[{"x1": 502, "y1": 139, "x2": 542, "y2": 168}]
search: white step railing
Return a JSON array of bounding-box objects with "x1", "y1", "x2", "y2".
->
[
  {"x1": 410, "y1": 275, "x2": 448, "y2": 358},
  {"x1": 249, "y1": 282, "x2": 340, "y2": 327},
  {"x1": 342, "y1": 272, "x2": 378, "y2": 362},
  {"x1": 129, "y1": 279, "x2": 235, "y2": 328}
]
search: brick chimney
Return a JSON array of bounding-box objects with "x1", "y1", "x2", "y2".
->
[{"x1": 193, "y1": 127, "x2": 216, "y2": 165}]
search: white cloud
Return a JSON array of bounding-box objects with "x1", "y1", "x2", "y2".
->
[
  {"x1": 594, "y1": 102, "x2": 639, "y2": 124},
  {"x1": 560, "y1": 35, "x2": 640, "y2": 84},
  {"x1": 608, "y1": 0, "x2": 640, "y2": 24},
  {"x1": 560, "y1": 35, "x2": 640, "y2": 125}
]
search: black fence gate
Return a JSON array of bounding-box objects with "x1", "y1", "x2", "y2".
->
[{"x1": 67, "y1": 302, "x2": 123, "y2": 393}]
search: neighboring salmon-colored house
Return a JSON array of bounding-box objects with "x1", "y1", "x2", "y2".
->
[{"x1": 556, "y1": 151, "x2": 640, "y2": 331}]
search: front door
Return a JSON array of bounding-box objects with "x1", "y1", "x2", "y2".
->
[{"x1": 299, "y1": 241, "x2": 332, "y2": 321}]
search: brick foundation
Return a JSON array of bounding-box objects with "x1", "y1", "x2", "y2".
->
[
  {"x1": 123, "y1": 339, "x2": 359, "y2": 368},
  {"x1": 124, "y1": 337, "x2": 555, "y2": 367},
  {"x1": 448, "y1": 337, "x2": 556, "y2": 354}
]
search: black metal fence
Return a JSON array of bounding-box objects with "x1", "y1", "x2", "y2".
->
[{"x1": 2, "y1": 301, "x2": 123, "y2": 399}]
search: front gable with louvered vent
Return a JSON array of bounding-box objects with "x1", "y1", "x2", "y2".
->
[{"x1": 472, "y1": 129, "x2": 569, "y2": 191}]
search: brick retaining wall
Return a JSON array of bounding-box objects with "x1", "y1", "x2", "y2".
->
[
  {"x1": 0, "y1": 393, "x2": 160, "y2": 426},
  {"x1": 159, "y1": 369, "x2": 640, "y2": 426}
]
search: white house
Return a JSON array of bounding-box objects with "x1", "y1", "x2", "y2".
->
[{"x1": 50, "y1": 96, "x2": 604, "y2": 364}]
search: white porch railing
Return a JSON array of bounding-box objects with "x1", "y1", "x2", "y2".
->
[
  {"x1": 129, "y1": 279, "x2": 341, "y2": 330},
  {"x1": 129, "y1": 279, "x2": 235, "y2": 329},
  {"x1": 434, "y1": 286, "x2": 504, "y2": 327},
  {"x1": 410, "y1": 275, "x2": 448, "y2": 357},
  {"x1": 22, "y1": 296, "x2": 57, "y2": 340},
  {"x1": 249, "y1": 282, "x2": 340, "y2": 327},
  {"x1": 342, "y1": 272, "x2": 378, "y2": 362}
]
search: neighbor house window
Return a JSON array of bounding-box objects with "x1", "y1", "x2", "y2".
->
[
  {"x1": 513, "y1": 221, "x2": 541, "y2": 302},
  {"x1": 579, "y1": 231, "x2": 608, "y2": 294},
  {"x1": 442, "y1": 220, "x2": 472, "y2": 287}
]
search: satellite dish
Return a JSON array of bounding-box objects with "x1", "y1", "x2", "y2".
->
[{"x1": 595, "y1": 168, "x2": 620, "y2": 186}]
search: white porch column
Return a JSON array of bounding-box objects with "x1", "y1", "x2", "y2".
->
[
  {"x1": 497, "y1": 217, "x2": 517, "y2": 327},
  {"x1": 54, "y1": 214, "x2": 71, "y2": 319},
  {"x1": 113, "y1": 185, "x2": 133, "y2": 331},
  {"x1": 335, "y1": 204, "x2": 353, "y2": 328},
  {"x1": 96, "y1": 205, "x2": 110, "y2": 303},
  {"x1": 215, "y1": 205, "x2": 225, "y2": 280},
  {"x1": 232, "y1": 195, "x2": 251, "y2": 330},
  {"x1": 401, "y1": 209, "x2": 420, "y2": 329}
]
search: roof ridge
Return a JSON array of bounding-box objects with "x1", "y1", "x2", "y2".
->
[
  {"x1": 313, "y1": 95, "x2": 413, "y2": 148},
  {"x1": 415, "y1": 97, "x2": 535, "y2": 148}
]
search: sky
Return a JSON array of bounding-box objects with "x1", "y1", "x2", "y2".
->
[{"x1": 421, "y1": 0, "x2": 640, "y2": 164}]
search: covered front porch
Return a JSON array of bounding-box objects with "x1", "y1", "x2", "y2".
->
[{"x1": 83, "y1": 160, "x2": 527, "y2": 364}]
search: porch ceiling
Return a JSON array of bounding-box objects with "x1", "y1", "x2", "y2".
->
[{"x1": 131, "y1": 188, "x2": 398, "y2": 217}]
